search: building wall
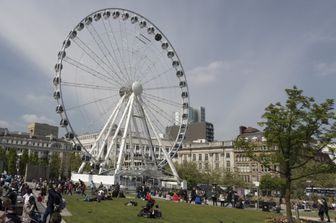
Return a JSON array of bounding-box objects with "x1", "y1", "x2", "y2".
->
[
  {"x1": 235, "y1": 127, "x2": 279, "y2": 185},
  {"x1": 174, "y1": 141, "x2": 235, "y2": 173},
  {"x1": 27, "y1": 123, "x2": 59, "y2": 138},
  {"x1": 166, "y1": 122, "x2": 214, "y2": 142}
]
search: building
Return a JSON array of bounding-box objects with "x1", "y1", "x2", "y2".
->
[
  {"x1": 0, "y1": 128, "x2": 9, "y2": 136},
  {"x1": 174, "y1": 140, "x2": 235, "y2": 172},
  {"x1": 0, "y1": 125, "x2": 73, "y2": 180},
  {"x1": 234, "y1": 126, "x2": 279, "y2": 185},
  {"x1": 27, "y1": 123, "x2": 59, "y2": 138},
  {"x1": 166, "y1": 122, "x2": 214, "y2": 143}
]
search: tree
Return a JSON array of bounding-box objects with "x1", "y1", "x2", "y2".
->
[
  {"x1": 29, "y1": 151, "x2": 39, "y2": 165},
  {"x1": 236, "y1": 86, "x2": 336, "y2": 223},
  {"x1": 175, "y1": 161, "x2": 203, "y2": 188},
  {"x1": 19, "y1": 150, "x2": 29, "y2": 175},
  {"x1": 221, "y1": 171, "x2": 247, "y2": 188},
  {"x1": 69, "y1": 152, "x2": 82, "y2": 173},
  {"x1": 7, "y1": 148, "x2": 17, "y2": 175},
  {"x1": 259, "y1": 174, "x2": 285, "y2": 196},
  {"x1": 49, "y1": 152, "x2": 61, "y2": 179},
  {"x1": 0, "y1": 147, "x2": 7, "y2": 171}
]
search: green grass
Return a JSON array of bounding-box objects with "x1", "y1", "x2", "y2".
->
[{"x1": 63, "y1": 195, "x2": 275, "y2": 223}]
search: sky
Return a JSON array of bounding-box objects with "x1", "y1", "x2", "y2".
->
[{"x1": 1, "y1": 0, "x2": 336, "y2": 140}]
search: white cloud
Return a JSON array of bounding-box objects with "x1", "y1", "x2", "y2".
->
[
  {"x1": 188, "y1": 61, "x2": 224, "y2": 85},
  {"x1": 0, "y1": 120, "x2": 10, "y2": 128},
  {"x1": 20, "y1": 114, "x2": 55, "y2": 125},
  {"x1": 315, "y1": 62, "x2": 336, "y2": 77}
]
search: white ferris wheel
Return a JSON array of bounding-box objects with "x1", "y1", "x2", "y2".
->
[{"x1": 53, "y1": 8, "x2": 189, "y2": 182}]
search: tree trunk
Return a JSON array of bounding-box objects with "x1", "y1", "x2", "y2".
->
[{"x1": 285, "y1": 179, "x2": 293, "y2": 223}]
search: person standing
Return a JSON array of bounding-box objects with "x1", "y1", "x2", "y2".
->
[
  {"x1": 22, "y1": 196, "x2": 37, "y2": 223},
  {"x1": 322, "y1": 198, "x2": 331, "y2": 222},
  {"x1": 211, "y1": 188, "x2": 218, "y2": 206},
  {"x1": 42, "y1": 184, "x2": 56, "y2": 223},
  {"x1": 219, "y1": 193, "x2": 225, "y2": 207}
]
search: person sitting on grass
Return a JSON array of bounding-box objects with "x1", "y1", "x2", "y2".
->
[
  {"x1": 137, "y1": 198, "x2": 162, "y2": 218},
  {"x1": 172, "y1": 192, "x2": 180, "y2": 202}
]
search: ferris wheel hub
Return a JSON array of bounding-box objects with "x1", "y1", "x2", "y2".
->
[{"x1": 132, "y1": 81, "x2": 143, "y2": 96}]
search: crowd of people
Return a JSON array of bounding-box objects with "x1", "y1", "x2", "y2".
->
[
  {"x1": 0, "y1": 172, "x2": 64, "y2": 223},
  {"x1": 2, "y1": 173, "x2": 335, "y2": 222}
]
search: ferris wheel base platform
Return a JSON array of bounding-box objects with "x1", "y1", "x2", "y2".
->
[
  {"x1": 71, "y1": 173, "x2": 116, "y2": 186},
  {"x1": 71, "y1": 171, "x2": 185, "y2": 189}
]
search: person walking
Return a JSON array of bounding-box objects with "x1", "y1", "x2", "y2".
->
[
  {"x1": 322, "y1": 198, "x2": 331, "y2": 222},
  {"x1": 42, "y1": 184, "x2": 56, "y2": 223}
]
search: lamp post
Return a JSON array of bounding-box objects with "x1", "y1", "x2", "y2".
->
[
  {"x1": 253, "y1": 181, "x2": 260, "y2": 209},
  {"x1": 16, "y1": 152, "x2": 23, "y2": 175}
]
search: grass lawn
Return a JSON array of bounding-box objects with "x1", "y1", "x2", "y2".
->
[{"x1": 63, "y1": 195, "x2": 275, "y2": 223}]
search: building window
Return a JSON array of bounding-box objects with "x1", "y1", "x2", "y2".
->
[
  {"x1": 226, "y1": 153, "x2": 230, "y2": 158},
  {"x1": 215, "y1": 153, "x2": 219, "y2": 161},
  {"x1": 192, "y1": 154, "x2": 196, "y2": 161},
  {"x1": 215, "y1": 162, "x2": 219, "y2": 169},
  {"x1": 183, "y1": 154, "x2": 187, "y2": 161},
  {"x1": 205, "y1": 154, "x2": 208, "y2": 161},
  {"x1": 204, "y1": 163, "x2": 209, "y2": 170},
  {"x1": 198, "y1": 154, "x2": 202, "y2": 161},
  {"x1": 226, "y1": 161, "x2": 230, "y2": 169}
]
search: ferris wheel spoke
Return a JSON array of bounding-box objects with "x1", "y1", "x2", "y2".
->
[
  {"x1": 142, "y1": 97, "x2": 175, "y2": 124},
  {"x1": 121, "y1": 18, "x2": 133, "y2": 82},
  {"x1": 142, "y1": 102, "x2": 170, "y2": 137},
  {"x1": 63, "y1": 57, "x2": 120, "y2": 88},
  {"x1": 107, "y1": 19, "x2": 132, "y2": 83},
  {"x1": 62, "y1": 81, "x2": 117, "y2": 91},
  {"x1": 88, "y1": 24, "x2": 126, "y2": 84},
  {"x1": 67, "y1": 93, "x2": 117, "y2": 111},
  {"x1": 85, "y1": 25, "x2": 125, "y2": 83},
  {"x1": 143, "y1": 85, "x2": 179, "y2": 91},
  {"x1": 141, "y1": 67, "x2": 175, "y2": 86},
  {"x1": 101, "y1": 19, "x2": 126, "y2": 80},
  {"x1": 72, "y1": 37, "x2": 124, "y2": 86},
  {"x1": 142, "y1": 92, "x2": 181, "y2": 108},
  {"x1": 80, "y1": 102, "x2": 115, "y2": 134},
  {"x1": 132, "y1": 42, "x2": 155, "y2": 81}
]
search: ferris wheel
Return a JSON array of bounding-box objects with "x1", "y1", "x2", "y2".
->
[{"x1": 53, "y1": 8, "x2": 189, "y2": 181}]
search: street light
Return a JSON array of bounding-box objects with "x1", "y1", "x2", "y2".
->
[
  {"x1": 253, "y1": 181, "x2": 260, "y2": 209},
  {"x1": 16, "y1": 151, "x2": 23, "y2": 175}
]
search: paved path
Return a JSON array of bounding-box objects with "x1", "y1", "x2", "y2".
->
[
  {"x1": 299, "y1": 215, "x2": 335, "y2": 223},
  {"x1": 29, "y1": 185, "x2": 71, "y2": 223}
]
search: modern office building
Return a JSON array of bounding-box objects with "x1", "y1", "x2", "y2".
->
[{"x1": 170, "y1": 106, "x2": 214, "y2": 142}]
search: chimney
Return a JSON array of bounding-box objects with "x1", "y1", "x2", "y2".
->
[{"x1": 239, "y1": 126, "x2": 247, "y2": 135}]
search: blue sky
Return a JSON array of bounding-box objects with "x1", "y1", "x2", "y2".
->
[{"x1": 1, "y1": 0, "x2": 336, "y2": 140}]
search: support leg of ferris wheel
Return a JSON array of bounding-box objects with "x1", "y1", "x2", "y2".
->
[
  {"x1": 77, "y1": 95, "x2": 125, "y2": 173},
  {"x1": 95, "y1": 95, "x2": 125, "y2": 161},
  {"x1": 141, "y1": 99, "x2": 180, "y2": 183},
  {"x1": 99, "y1": 94, "x2": 134, "y2": 173},
  {"x1": 136, "y1": 97, "x2": 157, "y2": 168},
  {"x1": 114, "y1": 94, "x2": 135, "y2": 176},
  {"x1": 131, "y1": 113, "x2": 148, "y2": 168},
  {"x1": 95, "y1": 96, "x2": 124, "y2": 161}
]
